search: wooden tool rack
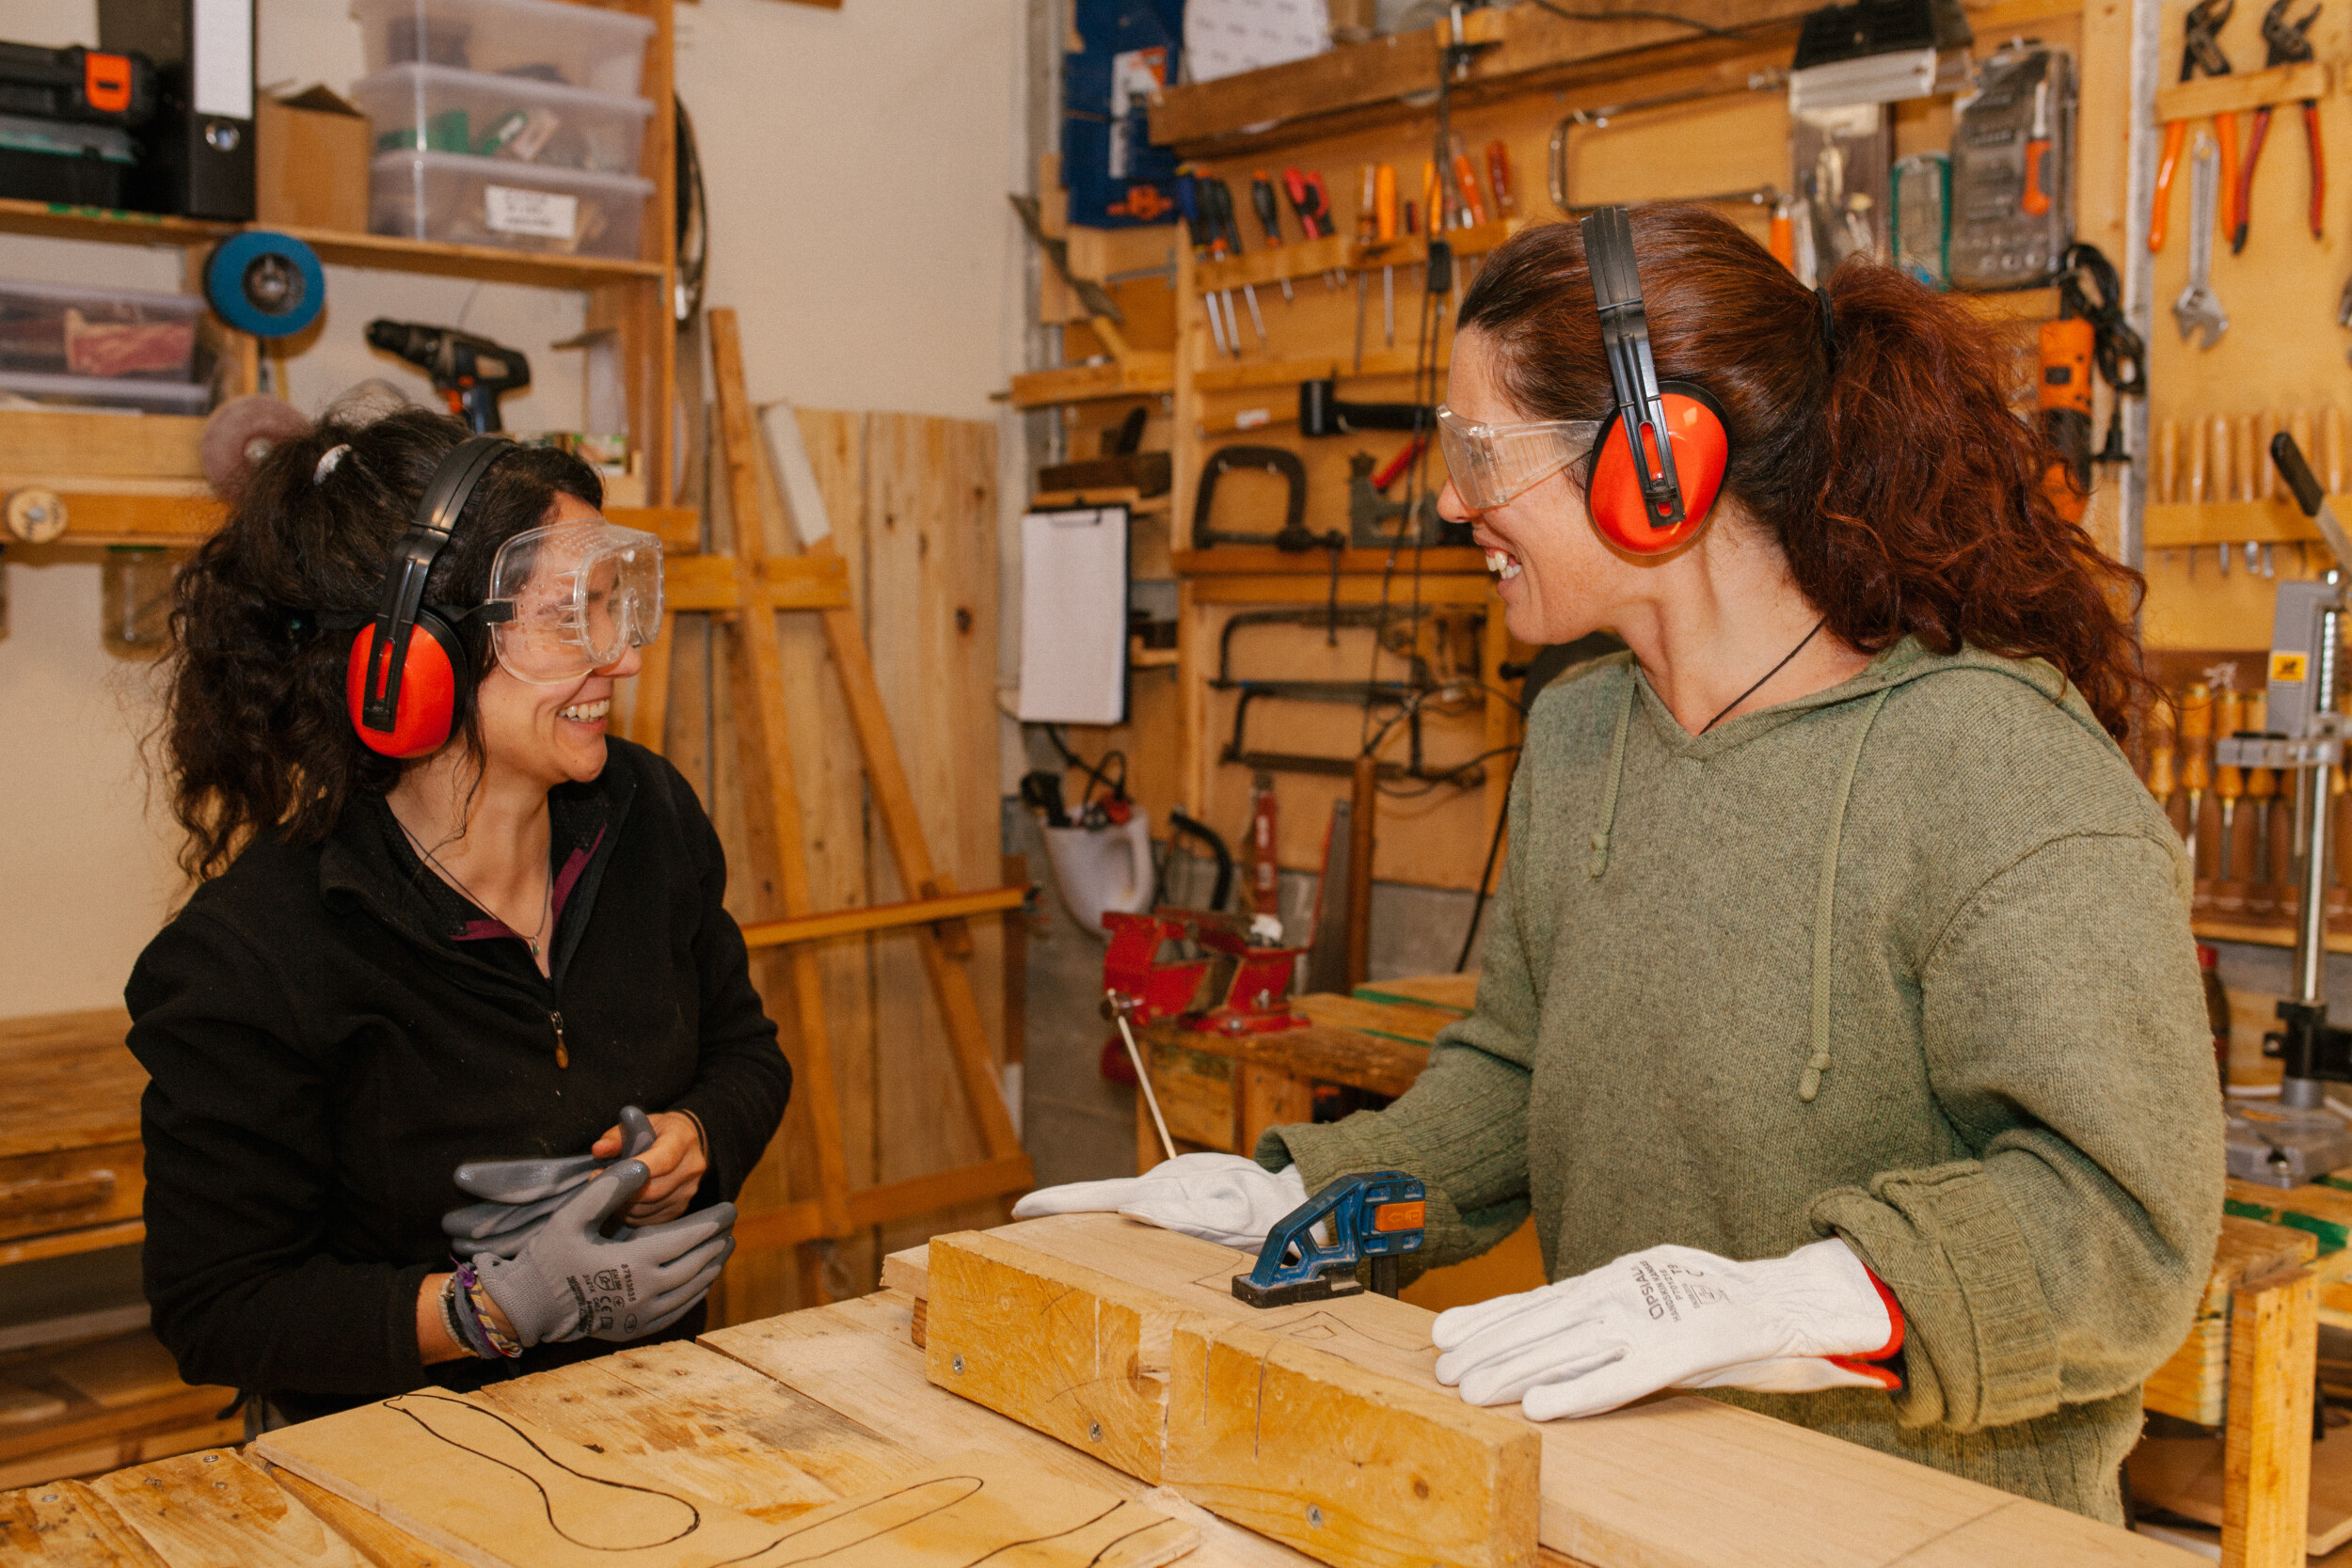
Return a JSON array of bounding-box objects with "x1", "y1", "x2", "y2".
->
[{"x1": 1013, "y1": 0, "x2": 2119, "y2": 904}]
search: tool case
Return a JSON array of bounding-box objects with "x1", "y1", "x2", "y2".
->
[
  {"x1": 0, "y1": 112, "x2": 138, "y2": 206},
  {"x1": 0, "y1": 42, "x2": 154, "y2": 127},
  {"x1": 1947, "y1": 44, "x2": 2075, "y2": 291}
]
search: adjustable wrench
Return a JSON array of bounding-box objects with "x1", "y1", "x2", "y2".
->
[{"x1": 2174, "y1": 134, "x2": 2230, "y2": 349}]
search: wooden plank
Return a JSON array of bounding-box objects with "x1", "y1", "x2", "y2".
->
[
  {"x1": 0, "y1": 1009, "x2": 141, "y2": 1158},
  {"x1": 0, "y1": 1479, "x2": 167, "y2": 1566},
  {"x1": 1148, "y1": 0, "x2": 1812, "y2": 150},
  {"x1": 91, "y1": 1450, "x2": 364, "y2": 1568},
  {"x1": 471, "y1": 1340, "x2": 909, "y2": 1521},
  {"x1": 622, "y1": 610, "x2": 673, "y2": 754},
  {"x1": 1163, "y1": 1315, "x2": 1539, "y2": 1568},
  {"x1": 737, "y1": 886, "x2": 1028, "y2": 950},
  {"x1": 897, "y1": 1216, "x2": 2192, "y2": 1567},
  {"x1": 1174, "y1": 547, "x2": 1487, "y2": 577},
  {"x1": 922, "y1": 1230, "x2": 1181, "y2": 1484},
  {"x1": 1239, "y1": 1067, "x2": 1313, "y2": 1157},
  {"x1": 2155, "y1": 60, "x2": 2331, "y2": 126},
  {"x1": 707, "y1": 309, "x2": 855, "y2": 1249},
  {"x1": 2147, "y1": 499, "x2": 2344, "y2": 550},
  {"x1": 1352, "y1": 973, "x2": 1478, "y2": 1014},
  {"x1": 0, "y1": 1222, "x2": 147, "y2": 1269},
  {"x1": 718, "y1": 1450, "x2": 1200, "y2": 1568},
  {"x1": 1151, "y1": 1020, "x2": 1428, "y2": 1101},
  {"x1": 45, "y1": 1338, "x2": 184, "y2": 1413},
  {"x1": 270, "y1": 1473, "x2": 464, "y2": 1568},
  {"x1": 1007, "y1": 356, "x2": 1176, "y2": 411},
  {"x1": 0, "y1": 413, "x2": 203, "y2": 481},
  {"x1": 254, "y1": 1392, "x2": 788, "y2": 1568},
  {"x1": 1291, "y1": 993, "x2": 1460, "y2": 1047},
  {"x1": 2130, "y1": 1427, "x2": 2352, "y2": 1558},
  {"x1": 2224, "y1": 1267, "x2": 2317, "y2": 1568}
]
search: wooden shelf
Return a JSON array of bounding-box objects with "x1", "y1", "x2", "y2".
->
[
  {"x1": 2148, "y1": 499, "x2": 2340, "y2": 549},
  {"x1": 1194, "y1": 217, "x2": 1523, "y2": 295},
  {"x1": 0, "y1": 198, "x2": 664, "y2": 291},
  {"x1": 1007, "y1": 355, "x2": 1176, "y2": 410}
]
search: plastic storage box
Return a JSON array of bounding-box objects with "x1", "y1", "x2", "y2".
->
[
  {"x1": 370, "y1": 149, "x2": 652, "y2": 257},
  {"x1": 0, "y1": 113, "x2": 137, "y2": 206},
  {"x1": 0, "y1": 370, "x2": 210, "y2": 413},
  {"x1": 351, "y1": 0, "x2": 656, "y2": 97},
  {"x1": 349, "y1": 63, "x2": 650, "y2": 178},
  {"x1": 0, "y1": 281, "x2": 202, "y2": 381}
]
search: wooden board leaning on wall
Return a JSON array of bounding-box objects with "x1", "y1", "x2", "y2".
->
[{"x1": 1120, "y1": 0, "x2": 2104, "y2": 893}]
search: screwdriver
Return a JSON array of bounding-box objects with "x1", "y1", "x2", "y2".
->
[
  {"x1": 2215, "y1": 688, "x2": 2243, "y2": 881},
  {"x1": 2180, "y1": 680, "x2": 2213, "y2": 874},
  {"x1": 1284, "y1": 167, "x2": 1345, "y2": 289},
  {"x1": 2245, "y1": 689, "x2": 2276, "y2": 889},
  {"x1": 1485, "y1": 139, "x2": 1517, "y2": 215},
  {"x1": 1200, "y1": 177, "x2": 1257, "y2": 351},
  {"x1": 1450, "y1": 134, "x2": 1488, "y2": 226},
  {"x1": 1356, "y1": 165, "x2": 1378, "y2": 372},
  {"x1": 1376, "y1": 164, "x2": 1397, "y2": 348},
  {"x1": 1174, "y1": 173, "x2": 1232, "y2": 358},
  {"x1": 2146, "y1": 698, "x2": 2179, "y2": 835},
  {"x1": 1250, "y1": 171, "x2": 1295, "y2": 304}
]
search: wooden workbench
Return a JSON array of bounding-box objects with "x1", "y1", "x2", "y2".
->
[{"x1": 10, "y1": 1215, "x2": 2198, "y2": 1568}]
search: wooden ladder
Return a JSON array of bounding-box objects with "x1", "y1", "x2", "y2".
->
[{"x1": 628, "y1": 308, "x2": 1032, "y2": 1298}]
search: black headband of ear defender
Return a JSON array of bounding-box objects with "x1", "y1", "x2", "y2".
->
[
  {"x1": 356, "y1": 435, "x2": 515, "y2": 735},
  {"x1": 1581, "y1": 207, "x2": 1688, "y2": 532}
]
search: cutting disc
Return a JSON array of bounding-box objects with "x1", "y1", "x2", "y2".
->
[
  {"x1": 203, "y1": 231, "x2": 326, "y2": 339},
  {"x1": 202, "y1": 396, "x2": 313, "y2": 498}
]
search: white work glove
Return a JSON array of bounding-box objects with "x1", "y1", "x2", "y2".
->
[
  {"x1": 1432, "y1": 1238, "x2": 1899, "y2": 1421},
  {"x1": 1010, "y1": 1152, "x2": 1311, "y2": 1250}
]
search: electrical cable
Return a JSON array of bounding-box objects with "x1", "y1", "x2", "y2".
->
[
  {"x1": 1043, "y1": 723, "x2": 1128, "y2": 811},
  {"x1": 2053, "y1": 243, "x2": 2144, "y2": 463},
  {"x1": 1454, "y1": 750, "x2": 1518, "y2": 971},
  {"x1": 1526, "y1": 0, "x2": 1756, "y2": 39}
]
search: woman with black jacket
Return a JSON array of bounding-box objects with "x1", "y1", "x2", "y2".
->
[{"x1": 129, "y1": 407, "x2": 791, "y2": 1427}]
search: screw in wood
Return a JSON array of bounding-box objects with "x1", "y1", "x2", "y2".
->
[
  {"x1": 1089, "y1": 1422, "x2": 1104, "y2": 1442},
  {"x1": 1308, "y1": 1506, "x2": 1325, "y2": 1528},
  {"x1": 951, "y1": 1354, "x2": 965, "y2": 1375}
]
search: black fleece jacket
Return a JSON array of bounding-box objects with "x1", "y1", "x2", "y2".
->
[{"x1": 124, "y1": 739, "x2": 789, "y2": 1419}]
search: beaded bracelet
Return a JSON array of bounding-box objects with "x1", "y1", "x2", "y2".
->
[
  {"x1": 454, "y1": 1260, "x2": 523, "y2": 1358},
  {"x1": 440, "y1": 1272, "x2": 499, "y2": 1359}
]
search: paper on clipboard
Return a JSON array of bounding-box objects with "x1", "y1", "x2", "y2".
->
[{"x1": 1016, "y1": 506, "x2": 1129, "y2": 725}]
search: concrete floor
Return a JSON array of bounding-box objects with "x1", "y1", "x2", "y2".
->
[{"x1": 1011, "y1": 815, "x2": 1487, "y2": 1189}]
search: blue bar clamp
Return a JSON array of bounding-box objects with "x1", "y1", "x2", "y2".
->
[{"x1": 1232, "y1": 1170, "x2": 1427, "y2": 1307}]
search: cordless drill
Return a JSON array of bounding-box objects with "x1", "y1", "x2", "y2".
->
[{"x1": 365, "y1": 319, "x2": 532, "y2": 434}]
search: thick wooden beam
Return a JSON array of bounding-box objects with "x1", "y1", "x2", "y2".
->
[
  {"x1": 1165, "y1": 1316, "x2": 1540, "y2": 1568},
  {"x1": 2222, "y1": 1267, "x2": 2317, "y2": 1568}
]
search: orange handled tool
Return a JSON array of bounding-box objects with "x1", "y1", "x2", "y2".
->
[
  {"x1": 2022, "y1": 81, "x2": 2054, "y2": 217},
  {"x1": 1769, "y1": 198, "x2": 1795, "y2": 271},
  {"x1": 1452, "y1": 152, "x2": 1487, "y2": 225},
  {"x1": 2152, "y1": 119, "x2": 2189, "y2": 251},
  {"x1": 2153, "y1": 0, "x2": 2240, "y2": 252},
  {"x1": 1485, "y1": 140, "x2": 1516, "y2": 214},
  {"x1": 1375, "y1": 164, "x2": 1397, "y2": 241}
]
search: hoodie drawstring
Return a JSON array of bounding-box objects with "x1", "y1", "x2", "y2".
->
[
  {"x1": 1588, "y1": 674, "x2": 1637, "y2": 879},
  {"x1": 1804, "y1": 687, "x2": 1892, "y2": 1103}
]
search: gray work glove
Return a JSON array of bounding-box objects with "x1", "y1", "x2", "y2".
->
[
  {"x1": 473, "y1": 1159, "x2": 736, "y2": 1348},
  {"x1": 442, "y1": 1105, "x2": 658, "y2": 1258}
]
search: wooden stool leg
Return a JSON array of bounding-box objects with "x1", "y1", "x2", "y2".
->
[
  {"x1": 1239, "y1": 1066, "x2": 1311, "y2": 1159},
  {"x1": 2222, "y1": 1265, "x2": 2315, "y2": 1568}
]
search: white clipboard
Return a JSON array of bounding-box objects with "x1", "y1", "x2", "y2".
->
[{"x1": 1016, "y1": 505, "x2": 1129, "y2": 726}]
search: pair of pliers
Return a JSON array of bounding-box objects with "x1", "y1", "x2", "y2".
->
[
  {"x1": 2153, "y1": 0, "x2": 2239, "y2": 252},
  {"x1": 2233, "y1": 0, "x2": 2323, "y2": 251}
]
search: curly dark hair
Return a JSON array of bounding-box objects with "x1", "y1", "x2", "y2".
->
[
  {"x1": 162, "y1": 405, "x2": 602, "y2": 880},
  {"x1": 1459, "y1": 204, "x2": 2149, "y2": 740}
]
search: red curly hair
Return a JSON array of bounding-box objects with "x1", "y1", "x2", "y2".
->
[{"x1": 1458, "y1": 204, "x2": 2148, "y2": 740}]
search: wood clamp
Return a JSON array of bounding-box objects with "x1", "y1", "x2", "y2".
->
[
  {"x1": 1192, "y1": 445, "x2": 1337, "y2": 551},
  {"x1": 1233, "y1": 1170, "x2": 1427, "y2": 1307}
]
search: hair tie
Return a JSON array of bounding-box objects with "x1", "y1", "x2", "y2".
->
[
  {"x1": 1815, "y1": 287, "x2": 1838, "y2": 372},
  {"x1": 312, "y1": 444, "x2": 352, "y2": 485}
]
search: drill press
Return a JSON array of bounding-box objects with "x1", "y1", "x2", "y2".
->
[{"x1": 2222, "y1": 434, "x2": 2352, "y2": 1185}]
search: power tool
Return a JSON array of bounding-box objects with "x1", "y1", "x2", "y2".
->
[
  {"x1": 365, "y1": 319, "x2": 532, "y2": 434},
  {"x1": 1233, "y1": 1170, "x2": 1427, "y2": 1307}
]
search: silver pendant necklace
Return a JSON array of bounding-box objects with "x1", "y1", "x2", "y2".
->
[{"x1": 394, "y1": 815, "x2": 552, "y2": 958}]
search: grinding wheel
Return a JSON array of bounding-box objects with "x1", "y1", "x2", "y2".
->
[
  {"x1": 4, "y1": 487, "x2": 67, "y2": 544},
  {"x1": 202, "y1": 396, "x2": 313, "y2": 498}
]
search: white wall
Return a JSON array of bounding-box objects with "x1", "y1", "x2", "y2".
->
[{"x1": 0, "y1": 0, "x2": 1027, "y2": 1016}]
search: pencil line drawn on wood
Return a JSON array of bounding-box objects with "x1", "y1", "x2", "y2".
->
[{"x1": 385, "y1": 1393, "x2": 704, "y2": 1550}]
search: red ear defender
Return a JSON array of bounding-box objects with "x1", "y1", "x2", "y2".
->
[
  {"x1": 345, "y1": 613, "x2": 464, "y2": 758},
  {"x1": 1586, "y1": 385, "x2": 1731, "y2": 556}
]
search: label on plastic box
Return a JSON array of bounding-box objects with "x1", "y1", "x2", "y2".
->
[{"x1": 485, "y1": 185, "x2": 579, "y2": 240}]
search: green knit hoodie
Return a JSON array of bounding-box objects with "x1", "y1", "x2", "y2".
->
[{"x1": 1261, "y1": 639, "x2": 2224, "y2": 1523}]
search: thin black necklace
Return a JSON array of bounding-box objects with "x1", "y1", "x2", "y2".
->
[
  {"x1": 393, "y1": 813, "x2": 552, "y2": 958},
  {"x1": 1699, "y1": 619, "x2": 1827, "y2": 735}
]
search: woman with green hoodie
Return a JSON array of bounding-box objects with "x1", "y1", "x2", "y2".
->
[{"x1": 1018, "y1": 203, "x2": 2222, "y2": 1524}]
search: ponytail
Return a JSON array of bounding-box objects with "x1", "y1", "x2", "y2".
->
[{"x1": 1460, "y1": 206, "x2": 2148, "y2": 741}]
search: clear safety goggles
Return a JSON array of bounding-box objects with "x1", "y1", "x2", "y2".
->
[
  {"x1": 484, "y1": 519, "x2": 663, "y2": 684},
  {"x1": 1437, "y1": 404, "x2": 1602, "y2": 512}
]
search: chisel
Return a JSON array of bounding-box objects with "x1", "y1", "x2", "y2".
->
[{"x1": 1250, "y1": 171, "x2": 1295, "y2": 303}]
